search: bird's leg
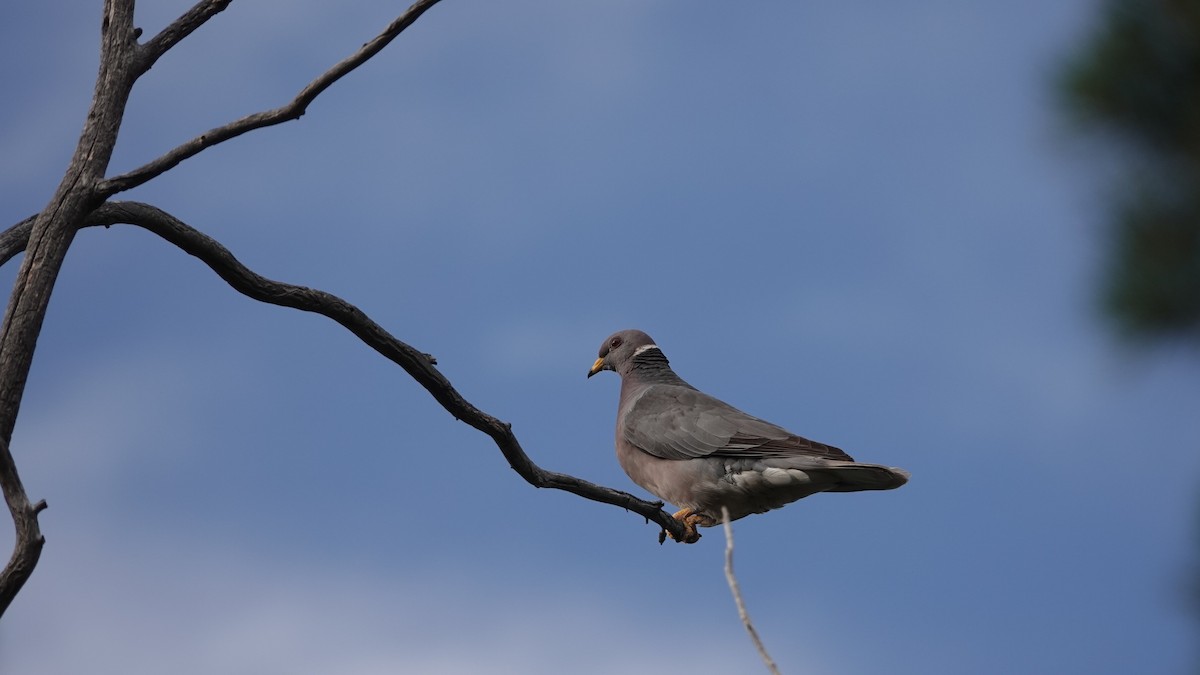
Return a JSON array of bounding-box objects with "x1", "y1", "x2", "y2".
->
[{"x1": 663, "y1": 508, "x2": 704, "y2": 544}]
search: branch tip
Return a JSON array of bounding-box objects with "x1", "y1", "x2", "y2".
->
[{"x1": 32, "y1": 500, "x2": 47, "y2": 514}]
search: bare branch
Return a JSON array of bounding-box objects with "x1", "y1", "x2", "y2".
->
[
  {"x1": 0, "y1": 215, "x2": 35, "y2": 268},
  {"x1": 136, "y1": 0, "x2": 233, "y2": 75},
  {"x1": 0, "y1": 202, "x2": 690, "y2": 542},
  {"x1": 97, "y1": 0, "x2": 445, "y2": 197},
  {"x1": 723, "y1": 506, "x2": 782, "y2": 675}
]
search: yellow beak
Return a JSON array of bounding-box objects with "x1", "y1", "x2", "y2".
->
[{"x1": 587, "y1": 357, "x2": 605, "y2": 378}]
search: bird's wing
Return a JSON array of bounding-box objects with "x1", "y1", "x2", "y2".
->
[{"x1": 623, "y1": 384, "x2": 854, "y2": 462}]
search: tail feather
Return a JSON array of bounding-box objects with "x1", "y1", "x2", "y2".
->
[{"x1": 822, "y1": 463, "x2": 910, "y2": 492}]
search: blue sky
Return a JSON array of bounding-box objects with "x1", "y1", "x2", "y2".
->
[{"x1": 2, "y1": 1, "x2": 1199, "y2": 673}]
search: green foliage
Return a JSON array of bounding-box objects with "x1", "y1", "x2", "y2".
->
[
  {"x1": 1105, "y1": 185, "x2": 1200, "y2": 338},
  {"x1": 1060, "y1": 0, "x2": 1200, "y2": 342}
]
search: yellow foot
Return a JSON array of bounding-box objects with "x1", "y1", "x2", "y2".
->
[{"x1": 660, "y1": 508, "x2": 706, "y2": 544}]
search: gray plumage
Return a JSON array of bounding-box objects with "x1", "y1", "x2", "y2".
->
[{"x1": 588, "y1": 329, "x2": 909, "y2": 542}]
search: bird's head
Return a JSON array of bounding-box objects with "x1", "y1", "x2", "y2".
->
[{"x1": 588, "y1": 329, "x2": 659, "y2": 378}]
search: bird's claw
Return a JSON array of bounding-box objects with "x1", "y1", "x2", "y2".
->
[{"x1": 659, "y1": 508, "x2": 703, "y2": 544}]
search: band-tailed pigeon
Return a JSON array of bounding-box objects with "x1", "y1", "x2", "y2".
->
[{"x1": 588, "y1": 329, "x2": 909, "y2": 543}]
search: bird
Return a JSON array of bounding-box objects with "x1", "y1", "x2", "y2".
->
[{"x1": 588, "y1": 329, "x2": 909, "y2": 543}]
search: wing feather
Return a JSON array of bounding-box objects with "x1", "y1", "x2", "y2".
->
[{"x1": 623, "y1": 384, "x2": 854, "y2": 462}]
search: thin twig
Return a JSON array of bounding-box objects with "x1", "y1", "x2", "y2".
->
[
  {"x1": 723, "y1": 506, "x2": 782, "y2": 675},
  {"x1": 97, "y1": 0, "x2": 445, "y2": 197}
]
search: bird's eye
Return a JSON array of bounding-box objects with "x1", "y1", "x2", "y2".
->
[{"x1": 610, "y1": 337, "x2": 623, "y2": 349}]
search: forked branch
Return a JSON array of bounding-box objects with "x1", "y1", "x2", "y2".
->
[{"x1": 0, "y1": 0, "x2": 687, "y2": 627}]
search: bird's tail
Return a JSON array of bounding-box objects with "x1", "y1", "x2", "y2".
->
[{"x1": 822, "y1": 462, "x2": 910, "y2": 492}]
